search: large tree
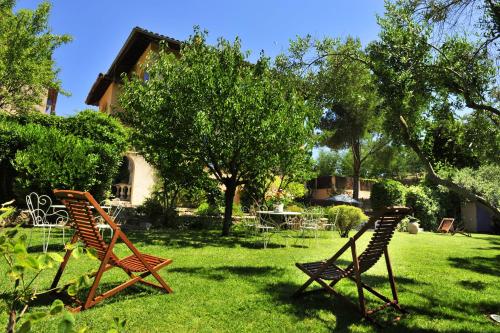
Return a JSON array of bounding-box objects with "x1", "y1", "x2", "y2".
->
[
  {"x1": 0, "y1": 0, "x2": 71, "y2": 113},
  {"x1": 367, "y1": 0, "x2": 500, "y2": 217},
  {"x1": 280, "y1": 37, "x2": 387, "y2": 199},
  {"x1": 120, "y1": 29, "x2": 318, "y2": 235}
]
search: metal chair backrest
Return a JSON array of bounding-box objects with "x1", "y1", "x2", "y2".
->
[
  {"x1": 26, "y1": 192, "x2": 67, "y2": 226},
  {"x1": 357, "y1": 207, "x2": 410, "y2": 273},
  {"x1": 54, "y1": 190, "x2": 118, "y2": 261}
]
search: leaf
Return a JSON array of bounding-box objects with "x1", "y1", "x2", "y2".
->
[
  {"x1": 50, "y1": 299, "x2": 65, "y2": 315},
  {"x1": 17, "y1": 320, "x2": 32, "y2": 333},
  {"x1": 26, "y1": 311, "x2": 48, "y2": 321},
  {"x1": 85, "y1": 248, "x2": 98, "y2": 260},
  {"x1": 37, "y1": 254, "x2": 53, "y2": 269},
  {"x1": 48, "y1": 252, "x2": 64, "y2": 263},
  {"x1": 57, "y1": 312, "x2": 76, "y2": 333},
  {"x1": 71, "y1": 247, "x2": 83, "y2": 259},
  {"x1": 14, "y1": 242, "x2": 27, "y2": 255},
  {"x1": 19, "y1": 256, "x2": 40, "y2": 270},
  {"x1": 67, "y1": 284, "x2": 77, "y2": 296}
]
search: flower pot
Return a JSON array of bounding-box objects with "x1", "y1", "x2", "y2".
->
[
  {"x1": 274, "y1": 203, "x2": 284, "y2": 213},
  {"x1": 408, "y1": 221, "x2": 420, "y2": 234}
]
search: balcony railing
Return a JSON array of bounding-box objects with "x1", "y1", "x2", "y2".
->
[{"x1": 114, "y1": 183, "x2": 132, "y2": 201}]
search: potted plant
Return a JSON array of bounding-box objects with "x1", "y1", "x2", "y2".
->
[{"x1": 407, "y1": 216, "x2": 420, "y2": 234}]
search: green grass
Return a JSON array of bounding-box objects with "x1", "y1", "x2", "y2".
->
[{"x1": 1, "y1": 227, "x2": 499, "y2": 332}]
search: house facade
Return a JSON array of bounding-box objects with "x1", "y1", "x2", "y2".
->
[{"x1": 85, "y1": 27, "x2": 182, "y2": 206}]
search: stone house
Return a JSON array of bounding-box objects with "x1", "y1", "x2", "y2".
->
[{"x1": 85, "y1": 27, "x2": 182, "y2": 206}]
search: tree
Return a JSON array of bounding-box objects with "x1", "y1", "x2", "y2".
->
[
  {"x1": 0, "y1": 0, "x2": 71, "y2": 113},
  {"x1": 367, "y1": 0, "x2": 500, "y2": 218},
  {"x1": 282, "y1": 37, "x2": 386, "y2": 199},
  {"x1": 120, "y1": 29, "x2": 319, "y2": 235}
]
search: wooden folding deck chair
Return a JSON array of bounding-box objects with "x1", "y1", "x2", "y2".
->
[
  {"x1": 294, "y1": 206, "x2": 411, "y2": 326},
  {"x1": 51, "y1": 190, "x2": 173, "y2": 312},
  {"x1": 437, "y1": 218, "x2": 471, "y2": 237}
]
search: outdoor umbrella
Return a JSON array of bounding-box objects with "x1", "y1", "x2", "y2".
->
[{"x1": 326, "y1": 194, "x2": 361, "y2": 206}]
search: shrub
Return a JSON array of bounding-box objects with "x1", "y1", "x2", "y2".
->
[
  {"x1": 405, "y1": 185, "x2": 440, "y2": 230},
  {"x1": 327, "y1": 205, "x2": 368, "y2": 238},
  {"x1": 195, "y1": 202, "x2": 222, "y2": 216},
  {"x1": 370, "y1": 179, "x2": 406, "y2": 211},
  {"x1": 285, "y1": 204, "x2": 304, "y2": 212},
  {"x1": 232, "y1": 203, "x2": 244, "y2": 217},
  {"x1": 136, "y1": 196, "x2": 165, "y2": 223},
  {"x1": 0, "y1": 111, "x2": 127, "y2": 202},
  {"x1": 13, "y1": 127, "x2": 100, "y2": 199}
]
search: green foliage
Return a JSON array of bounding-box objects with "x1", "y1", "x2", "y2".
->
[
  {"x1": 370, "y1": 179, "x2": 406, "y2": 211},
  {"x1": 195, "y1": 202, "x2": 222, "y2": 217},
  {"x1": 13, "y1": 128, "x2": 100, "y2": 198},
  {"x1": 136, "y1": 195, "x2": 166, "y2": 223},
  {"x1": 120, "y1": 28, "x2": 319, "y2": 235},
  {"x1": 285, "y1": 204, "x2": 304, "y2": 213},
  {"x1": 282, "y1": 35, "x2": 385, "y2": 200},
  {"x1": 0, "y1": 0, "x2": 71, "y2": 113},
  {"x1": 405, "y1": 185, "x2": 440, "y2": 230},
  {"x1": 0, "y1": 111, "x2": 127, "y2": 202},
  {"x1": 232, "y1": 203, "x2": 244, "y2": 217},
  {"x1": 0, "y1": 227, "x2": 80, "y2": 332},
  {"x1": 446, "y1": 164, "x2": 500, "y2": 210},
  {"x1": 327, "y1": 205, "x2": 368, "y2": 237}
]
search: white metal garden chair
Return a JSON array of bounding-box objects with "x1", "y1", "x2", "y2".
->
[
  {"x1": 299, "y1": 212, "x2": 321, "y2": 246},
  {"x1": 96, "y1": 199, "x2": 124, "y2": 238},
  {"x1": 255, "y1": 212, "x2": 281, "y2": 249},
  {"x1": 26, "y1": 192, "x2": 69, "y2": 252}
]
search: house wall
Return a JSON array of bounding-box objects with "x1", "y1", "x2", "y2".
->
[
  {"x1": 98, "y1": 82, "x2": 120, "y2": 113},
  {"x1": 461, "y1": 201, "x2": 495, "y2": 233},
  {"x1": 94, "y1": 42, "x2": 175, "y2": 205},
  {"x1": 127, "y1": 152, "x2": 156, "y2": 206}
]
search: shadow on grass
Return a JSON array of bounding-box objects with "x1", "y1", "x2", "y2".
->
[
  {"x1": 266, "y1": 273, "x2": 497, "y2": 332},
  {"x1": 169, "y1": 265, "x2": 288, "y2": 282},
  {"x1": 448, "y1": 255, "x2": 500, "y2": 277},
  {"x1": 123, "y1": 229, "x2": 318, "y2": 250},
  {"x1": 28, "y1": 279, "x2": 166, "y2": 310}
]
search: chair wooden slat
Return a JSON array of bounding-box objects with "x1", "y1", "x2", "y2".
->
[
  {"x1": 294, "y1": 206, "x2": 411, "y2": 327},
  {"x1": 51, "y1": 189, "x2": 173, "y2": 311}
]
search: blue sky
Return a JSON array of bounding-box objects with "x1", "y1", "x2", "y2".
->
[{"x1": 17, "y1": 0, "x2": 386, "y2": 117}]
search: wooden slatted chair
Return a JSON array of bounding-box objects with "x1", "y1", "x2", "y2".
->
[
  {"x1": 293, "y1": 206, "x2": 411, "y2": 326},
  {"x1": 437, "y1": 218, "x2": 471, "y2": 237},
  {"x1": 51, "y1": 190, "x2": 173, "y2": 312}
]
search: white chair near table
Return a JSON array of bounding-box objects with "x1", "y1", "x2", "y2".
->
[
  {"x1": 255, "y1": 212, "x2": 281, "y2": 249},
  {"x1": 96, "y1": 199, "x2": 124, "y2": 238},
  {"x1": 26, "y1": 192, "x2": 69, "y2": 252}
]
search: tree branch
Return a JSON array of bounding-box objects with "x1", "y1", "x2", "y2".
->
[{"x1": 398, "y1": 115, "x2": 500, "y2": 218}]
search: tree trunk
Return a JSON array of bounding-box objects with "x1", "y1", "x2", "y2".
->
[
  {"x1": 6, "y1": 309, "x2": 15, "y2": 333},
  {"x1": 398, "y1": 116, "x2": 500, "y2": 219},
  {"x1": 222, "y1": 182, "x2": 236, "y2": 236},
  {"x1": 352, "y1": 141, "x2": 361, "y2": 200}
]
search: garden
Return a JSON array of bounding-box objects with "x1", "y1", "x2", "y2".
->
[{"x1": 1, "y1": 0, "x2": 499, "y2": 332}]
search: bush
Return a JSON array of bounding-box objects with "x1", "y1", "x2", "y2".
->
[
  {"x1": 0, "y1": 111, "x2": 127, "y2": 202},
  {"x1": 327, "y1": 205, "x2": 368, "y2": 238},
  {"x1": 136, "y1": 196, "x2": 165, "y2": 224},
  {"x1": 286, "y1": 204, "x2": 304, "y2": 212},
  {"x1": 13, "y1": 127, "x2": 101, "y2": 199},
  {"x1": 405, "y1": 185, "x2": 440, "y2": 230},
  {"x1": 195, "y1": 202, "x2": 222, "y2": 216},
  {"x1": 232, "y1": 203, "x2": 244, "y2": 217},
  {"x1": 370, "y1": 179, "x2": 406, "y2": 211}
]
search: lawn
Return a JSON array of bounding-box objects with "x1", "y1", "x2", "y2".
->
[{"x1": 1, "y1": 227, "x2": 499, "y2": 332}]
